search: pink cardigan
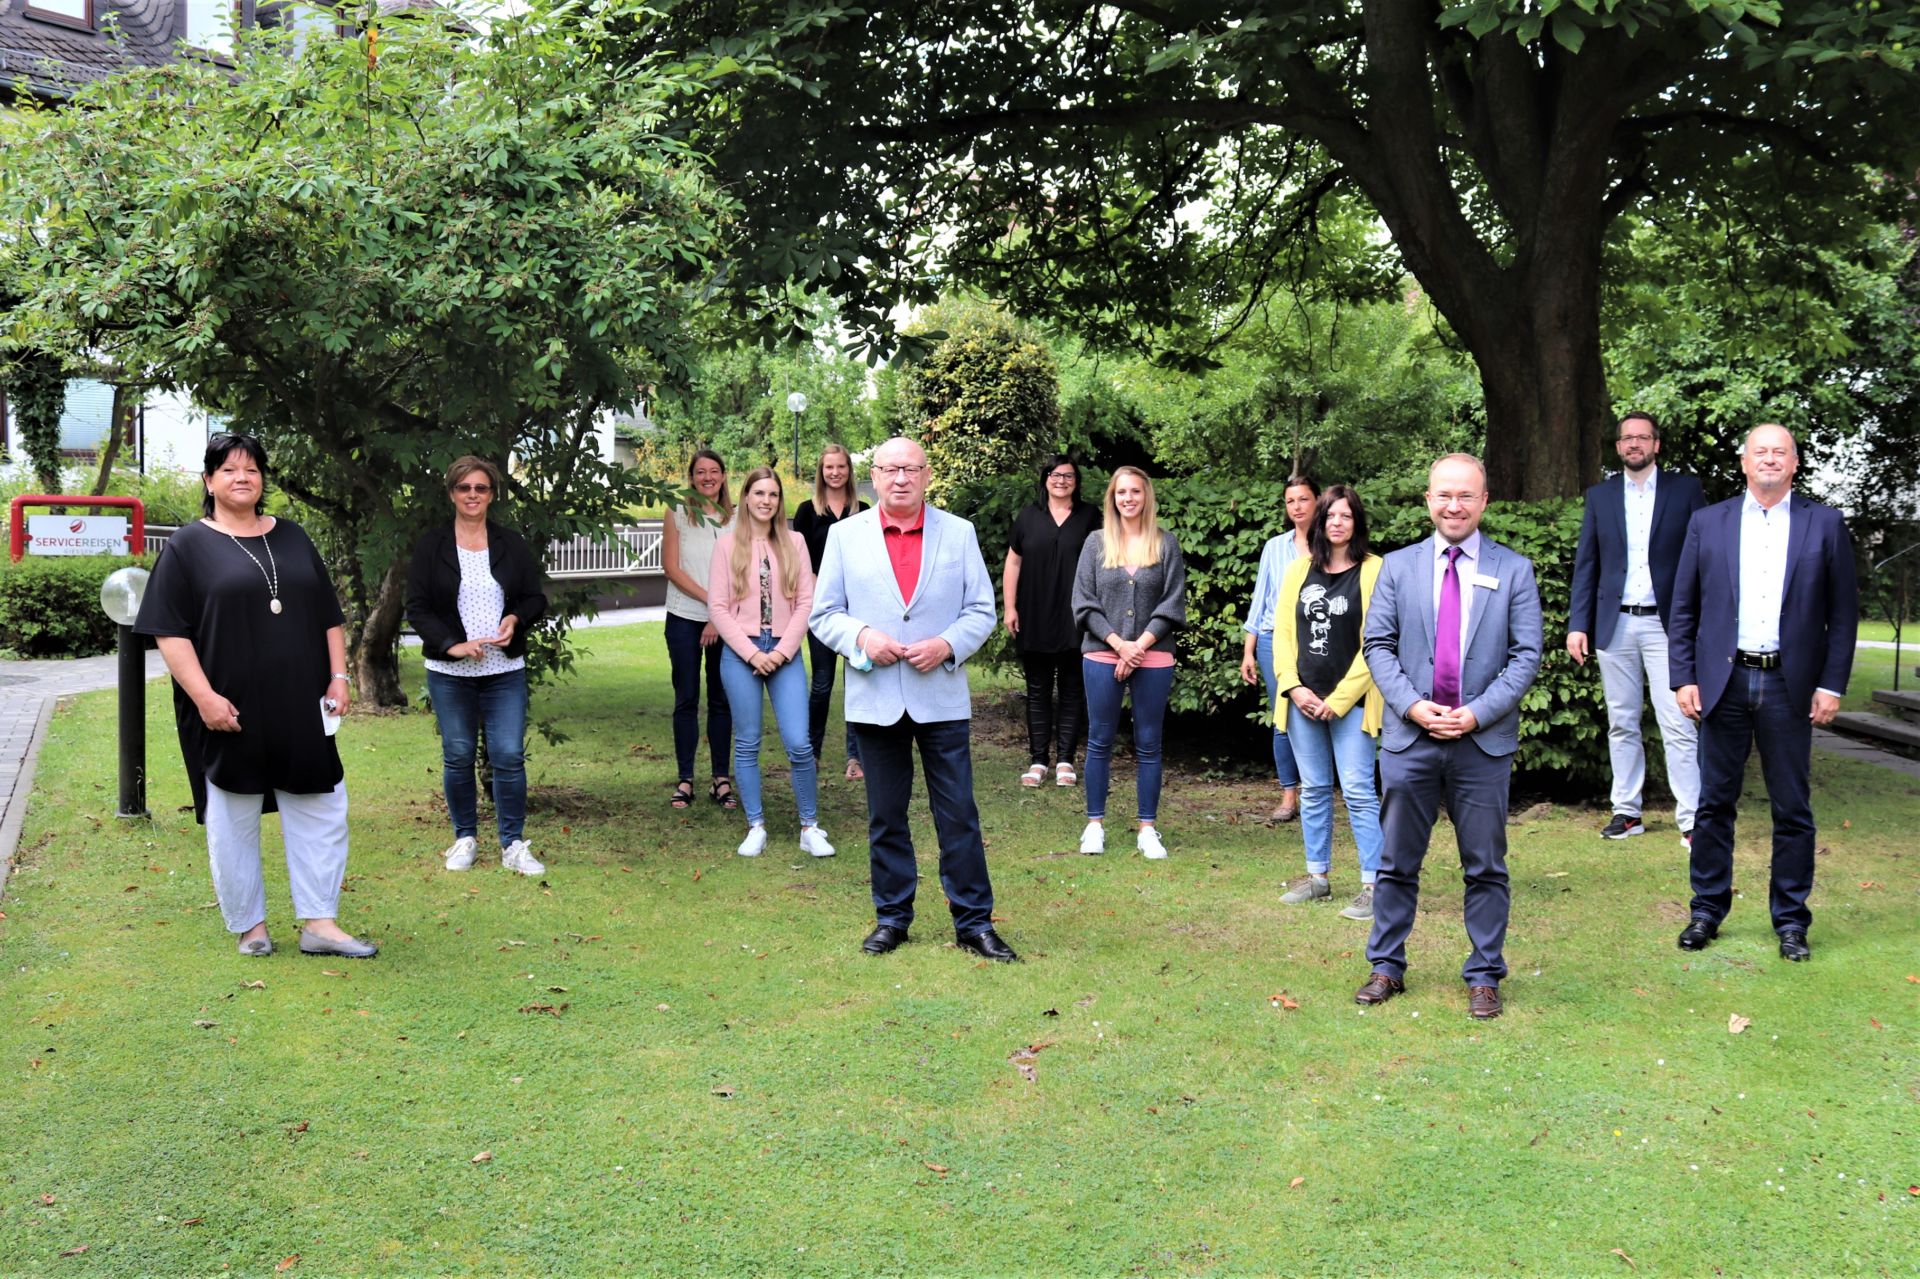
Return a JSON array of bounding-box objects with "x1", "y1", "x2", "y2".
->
[{"x1": 706, "y1": 529, "x2": 815, "y2": 662}]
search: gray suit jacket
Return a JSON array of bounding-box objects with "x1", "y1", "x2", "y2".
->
[
  {"x1": 809, "y1": 505, "x2": 996, "y2": 726},
  {"x1": 1363, "y1": 533, "x2": 1543, "y2": 756}
]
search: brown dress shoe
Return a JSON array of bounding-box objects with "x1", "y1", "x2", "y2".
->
[
  {"x1": 1353, "y1": 972, "x2": 1404, "y2": 1005},
  {"x1": 1468, "y1": 986, "x2": 1503, "y2": 1019}
]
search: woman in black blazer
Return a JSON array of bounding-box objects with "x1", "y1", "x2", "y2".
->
[{"x1": 405, "y1": 456, "x2": 549, "y2": 877}]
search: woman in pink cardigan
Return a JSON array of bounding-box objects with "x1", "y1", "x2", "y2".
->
[{"x1": 708, "y1": 467, "x2": 833, "y2": 859}]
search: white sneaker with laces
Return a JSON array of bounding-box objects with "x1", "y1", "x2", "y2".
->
[
  {"x1": 799, "y1": 826, "x2": 836, "y2": 858},
  {"x1": 500, "y1": 840, "x2": 545, "y2": 876},
  {"x1": 1136, "y1": 826, "x2": 1168, "y2": 860},
  {"x1": 1079, "y1": 821, "x2": 1106, "y2": 855},
  {"x1": 443, "y1": 836, "x2": 478, "y2": 871},
  {"x1": 736, "y1": 824, "x2": 768, "y2": 858}
]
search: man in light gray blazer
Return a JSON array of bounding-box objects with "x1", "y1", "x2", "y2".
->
[
  {"x1": 1355, "y1": 454, "x2": 1543, "y2": 1020},
  {"x1": 810, "y1": 437, "x2": 1016, "y2": 961}
]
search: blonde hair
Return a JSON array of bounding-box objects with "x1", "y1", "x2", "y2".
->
[
  {"x1": 1101, "y1": 466, "x2": 1163, "y2": 568},
  {"x1": 729, "y1": 467, "x2": 802, "y2": 601},
  {"x1": 813, "y1": 442, "x2": 858, "y2": 513}
]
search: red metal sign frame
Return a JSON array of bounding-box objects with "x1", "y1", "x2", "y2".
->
[{"x1": 8, "y1": 495, "x2": 147, "y2": 562}]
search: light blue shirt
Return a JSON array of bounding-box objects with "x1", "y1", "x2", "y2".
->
[
  {"x1": 1431, "y1": 529, "x2": 1483, "y2": 651},
  {"x1": 1621, "y1": 467, "x2": 1658, "y2": 606},
  {"x1": 1243, "y1": 531, "x2": 1307, "y2": 635},
  {"x1": 1735, "y1": 489, "x2": 1791, "y2": 654}
]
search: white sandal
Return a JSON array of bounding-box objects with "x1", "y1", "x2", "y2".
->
[
  {"x1": 1020, "y1": 764, "x2": 1047, "y2": 787},
  {"x1": 1055, "y1": 762, "x2": 1077, "y2": 786}
]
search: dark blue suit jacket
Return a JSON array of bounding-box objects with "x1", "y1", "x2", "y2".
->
[
  {"x1": 1668, "y1": 492, "x2": 1858, "y2": 717},
  {"x1": 1567, "y1": 469, "x2": 1706, "y2": 650}
]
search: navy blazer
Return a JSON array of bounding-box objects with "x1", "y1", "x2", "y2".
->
[
  {"x1": 1667, "y1": 492, "x2": 1858, "y2": 718},
  {"x1": 1566, "y1": 469, "x2": 1706, "y2": 650}
]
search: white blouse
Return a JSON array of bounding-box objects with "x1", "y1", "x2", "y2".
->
[{"x1": 423, "y1": 545, "x2": 525, "y2": 677}]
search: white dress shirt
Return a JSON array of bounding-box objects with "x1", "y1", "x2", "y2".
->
[
  {"x1": 1735, "y1": 490, "x2": 1791, "y2": 654},
  {"x1": 1431, "y1": 529, "x2": 1482, "y2": 651},
  {"x1": 1621, "y1": 468, "x2": 1658, "y2": 607}
]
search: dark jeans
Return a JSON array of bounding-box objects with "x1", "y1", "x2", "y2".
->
[
  {"x1": 664, "y1": 612, "x2": 732, "y2": 781},
  {"x1": 1689, "y1": 665, "x2": 1816, "y2": 932},
  {"x1": 853, "y1": 715, "x2": 995, "y2": 935},
  {"x1": 1019, "y1": 649, "x2": 1085, "y2": 768},
  {"x1": 1082, "y1": 659, "x2": 1174, "y2": 823},
  {"x1": 1367, "y1": 736, "x2": 1512, "y2": 987},
  {"x1": 425, "y1": 667, "x2": 529, "y2": 848},
  {"x1": 806, "y1": 633, "x2": 862, "y2": 767}
]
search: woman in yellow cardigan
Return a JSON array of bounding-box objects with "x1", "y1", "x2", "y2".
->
[{"x1": 1273, "y1": 485, "x2": 1386, "y2": 920}]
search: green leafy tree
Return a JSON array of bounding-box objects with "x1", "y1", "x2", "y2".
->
[
  {"x1": 0, "y1": 0, "x2": 729, "y2": 704},
  {"x1": 648, "y1": 0, "x2": 1920, "y2": 499},
  {"x1": 898, "y1": 301, "x2": 1060, "y2": 501}
]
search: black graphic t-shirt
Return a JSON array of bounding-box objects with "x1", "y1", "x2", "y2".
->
[{"x1": 1295, "y1": 563, "x2": 1363, "y2": 698}]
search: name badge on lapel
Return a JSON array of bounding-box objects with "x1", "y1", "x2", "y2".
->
[{"x1": 1471, "y1": 573, "x2": 1501, "y2": 590}]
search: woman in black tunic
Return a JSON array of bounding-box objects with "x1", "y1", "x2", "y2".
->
[
  {"x1": 135, "y1": 434, "x2": 377, "y2": 959},
  {"x1": 1003, "y1": 454, "x2": 1102, "y2": 787}
]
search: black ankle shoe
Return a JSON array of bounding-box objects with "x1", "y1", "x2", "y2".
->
[
  {"x1": 1777, "y1": 928, "x2": 1810, "y2": 961},
  {"x1": 861, "y1": 924, "x2": 909, "y2": 955},
  {"x1": 1677, "y1": 918, "x2": 1718, "y2": 951}
]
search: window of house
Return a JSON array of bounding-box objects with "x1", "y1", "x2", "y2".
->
[
  {"x1": 256, "y1": 1, "x2": 339, "y2": 51},
  {"x1": 181, "y1": 0, "x2": 236, "y2": 55},
  {"x1": 22, "y1": 0, "x2": 93, "y2": 30}
]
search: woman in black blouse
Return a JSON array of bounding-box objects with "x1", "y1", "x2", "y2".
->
[
  {"x1": 1003, "y1": 454, "x2": 1101, "y2": 787},
  {"x1": 790, "y1": 442, "x2": 868, "y2": 780},
  {"x1": 135, "y1": 433, "x2": 377, "y2": 959}
]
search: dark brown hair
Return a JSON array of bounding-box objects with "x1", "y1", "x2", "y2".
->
[{"x1": 1308, "y1": 484, "x2": 1369, "y2": 570}]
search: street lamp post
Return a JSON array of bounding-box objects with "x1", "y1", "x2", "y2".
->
[
  {"x1": 100, "y1": 566, "x2": 151, "y2": 820},
  {"x1": 787, "y1": 390, "x2": 809, "y2": 480}
]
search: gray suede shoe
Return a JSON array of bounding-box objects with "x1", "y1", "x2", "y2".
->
[
  {"x1": 298, "y1": 930, "x2": 379, "y2": 959},
  {"x1": 237, "y1": 935, "x2": 274, "y2": 957},
  {"x1": 1279, "y1": 875, "x2": 1331, "y2": 904}
]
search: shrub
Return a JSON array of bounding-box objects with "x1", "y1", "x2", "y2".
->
[{"x1": 0, "y1": 554, "x2": 148, "y2": 658}]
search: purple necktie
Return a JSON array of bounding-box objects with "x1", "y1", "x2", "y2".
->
[{"x1": 1433, "y1": 546, "x2": 1463, "y2": 708}]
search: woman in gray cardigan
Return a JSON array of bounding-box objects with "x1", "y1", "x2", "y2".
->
[{"x1": 1072, "y1": 466, "x2": 1187, "y2": 859}]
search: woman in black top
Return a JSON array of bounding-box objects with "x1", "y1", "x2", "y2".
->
[
  {"x1": 135, "y1": 433, "x2": 377, "y2": 959},
  {"x1": 1003, "y1": 454, "x2": 1102, "y2": 787},
  {"x1": 790, "y1": 442, "x2": 868, "y2": 779}
]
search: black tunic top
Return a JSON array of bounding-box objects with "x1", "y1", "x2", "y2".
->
[
  {"x1": 135, "y1": 519, "x2": 346, "y2": 820},
  {"x1": 1009, "y1": 499, "x2": 1102, "y2": 653},
  {"x1": 1295, "y1": 563, "x2": 1364, "y2": 698},
  {"x1": 792, "y1": 497, "x2": 868, "y2": 573}
]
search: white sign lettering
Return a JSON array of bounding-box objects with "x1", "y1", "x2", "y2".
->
[{"x1": 27, "y1": 514, "x2": 130, "y2": 556}]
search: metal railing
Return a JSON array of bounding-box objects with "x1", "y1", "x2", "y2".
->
[{"x1": 142, "y1": 521, "x2": 664, "y2": 578}]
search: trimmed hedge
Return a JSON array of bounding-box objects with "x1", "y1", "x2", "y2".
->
[{"x1": 0, "y1": 554, "x2": 148, "y2": 658}]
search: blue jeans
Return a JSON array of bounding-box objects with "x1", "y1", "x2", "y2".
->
[
  {"x1": 1287, "y1": 705, "x2": 1383, "y2": 882},
  {"x1": 1082, "y1": 658, "x2": 1174, "y2": 823},
  {"x1": 1690, "y1": 666, "x2": 1816, "y2": 931},
  {"x1": 664, "y1": 612, "x2": 732, "y2": 781},
  {"x1": 806, "y1": 633, "x2": 862, "y2": 767},
  {"x1": 425, "y1": 667, "x2": 529, "y2": 848},
  {"x1": 853, "y1": 714, "x2": 994, "y2": 935},
  {"x1": 1254, "y1": 631, "x2": 1301, "y2": 789},
  {"x1": 717, "y1": 632, "x2": 818, "y2": 827}
]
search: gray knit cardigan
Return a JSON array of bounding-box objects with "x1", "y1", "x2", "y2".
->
[{"x1": 1071, "y1": 529, "x2": 1188, "y2": 658}]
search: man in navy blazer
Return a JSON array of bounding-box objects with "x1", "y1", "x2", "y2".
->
[
  {"x1": 1355, "y1": 454, "x2": 1543, "y2": 1020},
  {"x1": 1668, "y1": 424, "x2": 1857, "y2": 961},
  {"x1": 1567, "y1": 412, "x2": 1708, "y2": 844}
]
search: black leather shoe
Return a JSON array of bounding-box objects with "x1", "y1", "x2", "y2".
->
[
  {"x1": 861, "y1": 924, "x2": 909, "y2": 955},
  {"x1": 955, "y1": 927, "x2": 1020, "y2": 962},
  {"x1": 1777, "y1": 928, "x2": 1811, "y2": 962},
  {"x1": 1677, "y1": 918, "x2": 1718, "y2": 951}
]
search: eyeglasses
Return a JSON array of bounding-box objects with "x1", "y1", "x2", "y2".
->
[
  {"x1": 453, "y1": 483, "x2": 493, "y2": 495},
  {"x1": 1046, "y1": 471, "x2": 1077, "y2": 482},
  {"x1": 1617, "y1": 434, "x2": 1656, "y2": 444},
  {"x1": 874, "y1": 464, "x2": 928, "y2": 479}
]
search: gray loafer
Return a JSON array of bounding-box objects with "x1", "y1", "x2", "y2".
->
[
  {"x1": 237, "y1": 935, "x2": 274, "y2": 957},
  {"x1": 298, "y1": 929, "x2": 379, "y2": 959}
]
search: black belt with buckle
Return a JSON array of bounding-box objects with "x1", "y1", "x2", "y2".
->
[
  {"x1": 1736, "y1": 650, "x2": 1782, "y2": 669},
  {"x1": 1620, "y1": 604, "x2": 1660, "y2": 616}
]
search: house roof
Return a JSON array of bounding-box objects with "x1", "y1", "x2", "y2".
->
[{"x1": 0, "y1": 0, "x2": 178, "y2": 102}]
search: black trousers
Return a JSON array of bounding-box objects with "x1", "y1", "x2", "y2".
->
[
  {"x1": 854, "y1": 715, "x2": 995, "y2": 935},
  {"x1": 1019, "y1": 649, "x2": 1085, "y2": 768}
]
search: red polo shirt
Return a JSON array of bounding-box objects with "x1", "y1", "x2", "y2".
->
[{"x1": 879, "y1": 503, "x2": 925, "y2": 601}]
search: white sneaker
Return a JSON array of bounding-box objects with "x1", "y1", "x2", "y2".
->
[
  {"x1": 736, "y1": 824, "x2": 768, "y2": 858},
  {"x1": 500, "y1": 840, "x2": 545, "y2": 876},
  {"x1": 443, "y1": 836, "x2": 478, "y2": 871},
  {"x1": 1136, "y1": 827, "x2": 1168, "y2": 860},
  {"x1": 1079, "y1": 821, "x2": 1105, "y2": 855},
  {"x1": 799, "y1": 826, "x2": 836, "y2": 858}
]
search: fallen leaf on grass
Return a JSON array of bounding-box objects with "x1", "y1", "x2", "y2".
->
[
  {"x1": 276, "y1": 1253, "x2": 300, "y2": 1271},
  {"x1": 470, "y1": 1151, "x2": 492, "y2": 1164},
  {"x1": 180, "y1": 1217, "x2": 203, "y2": 1226},
  {"x1": 239, "y1": 981, "x2": 265, "y2": 990},
  {"x1": 1074, "y1": 994, "x2": 1097, "y2": 1008},
  {"x1": 40, "y1": 1193, "x2": 55, "y2": 1205},
  {"x1": 286, "y1": 1121, "x2": 309, "y2": 1137},
  {"x1": 1908, "y1": 1185, "x2": 1919, "y2": 1195},
  {"x1": 1870, "y1": 1018, "x2": 1883, "y2": 1030},
  {"x1": 711, "y1": 1085, "x2": 737, "y2": 1098},
  {"x1": 1859, "y1": 881, "x2": 1883, "y2": 890},
  {"x1": 518, "y1": 1003, "x2": 568, "y2": 1017},
  {"x1": 1907, "y1": 975, "x2": 1919, "y2": 984},
  {"x1": 321, "y1": 970, "x2": 346, "y2": 978},
  {"x1": 1288, "y1": 1176, "x2": 1305, "y2": 1189},
  {"x1": 192, "y1": 1020, "x2": 218, "y2": 1029},
  {"x1": 1611, "y1": 1248, "x2": 1636, "y2": 1270},
  {"x1": 1727, "y1": 1014, "x2": 1751, "y2": 1034},
  {"x1": 924, "y1": 1162, "x2": 948, "y2": 1174},
  {"x1": 692, "y1": 869, "x2": 703, "y2": 882},
  {"x1": 59, "y1": 1244, "x2": 88, "y2": 1257},
  {"x1": 1268, "y1": 993, "x2": 1300, "y2": 1011},
  {"x1": 1041, "y1": 1008, "x2": 1060, "y2": 1017}
]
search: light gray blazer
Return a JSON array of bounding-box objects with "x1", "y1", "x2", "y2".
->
[
  {"x1": 809, "y1": 505, "x2": 996, "y2": 726},
  {"x1": 1362, "y1": 533, "x2": 1543, "y2": 757}
]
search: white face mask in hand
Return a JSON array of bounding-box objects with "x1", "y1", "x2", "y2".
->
[{"x1": 320, "y1": 697, "x2": 342, "y2": 737}]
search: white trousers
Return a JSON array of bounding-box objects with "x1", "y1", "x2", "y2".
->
[
  {"x1": 1595, "y1": 612, "x2": 1699, "y2": 829},
  {"x1": 205, "y1": 781, "x2": 351, "y2": 933}
]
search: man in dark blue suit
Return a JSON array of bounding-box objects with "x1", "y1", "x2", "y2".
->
[
  {"x1": 1567, "y1": 412, "x2": 1707, "y2": 845},
  {"x1": 1668, "y1": 424, "x2": 1857, "y2": 961}
]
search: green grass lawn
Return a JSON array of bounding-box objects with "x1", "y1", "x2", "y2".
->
[{"x1": 3, "y1": 623, "x2": 1917, "y2": 1276}]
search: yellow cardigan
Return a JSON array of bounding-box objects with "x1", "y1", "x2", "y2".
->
[{"x1": 1272, "y1": 553, "x2": 1385, "y2": 736}]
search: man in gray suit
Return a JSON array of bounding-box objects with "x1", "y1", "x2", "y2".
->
[
  {"x1": 1354, "y1": 454, "x2": 1543, "y2": 1019},
  {"x1": 810, "y1": 437, "x2": 1017, "y2": 961}
]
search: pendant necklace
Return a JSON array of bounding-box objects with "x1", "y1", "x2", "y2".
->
[{"x1": 223, "y1": 523, "x2": 282, "y2": 614}]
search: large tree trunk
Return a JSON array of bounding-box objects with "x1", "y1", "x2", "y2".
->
[
  {"x1": 89, "y1": 383, "x2": 130, "y2": 496},
  {"x1": 353, "y1": 558, "x2": 409, "y2": 708}
]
